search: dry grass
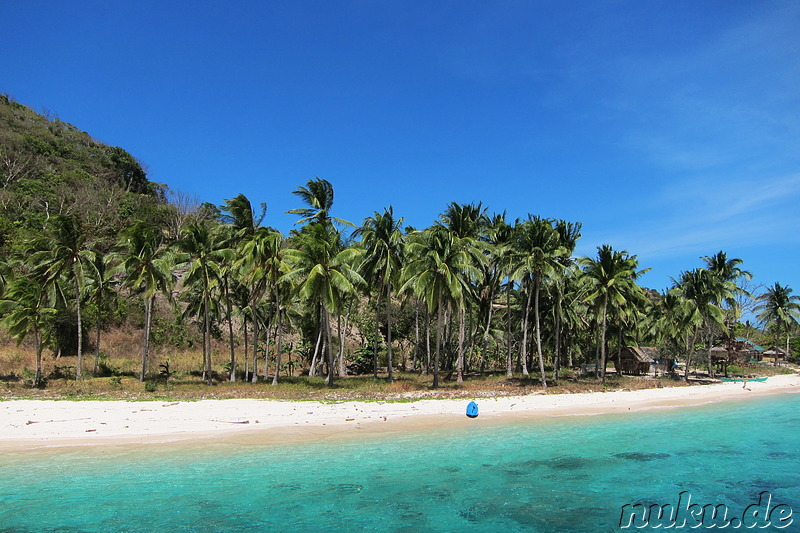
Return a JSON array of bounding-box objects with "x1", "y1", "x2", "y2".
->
[{"x1": 1, "y1": 333, "x2": 794, "y2": 402}]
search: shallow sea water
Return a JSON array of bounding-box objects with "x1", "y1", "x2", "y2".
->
[{"x1": 1, "y1": 393, "x2": 798, "y2": 532}]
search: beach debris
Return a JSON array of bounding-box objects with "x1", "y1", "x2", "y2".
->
[
  {"x1": 85, "y1": 429, "x2": 96, "y2": 432},
  {"x1": 211, "y1": 419, "x2": 250, "y2": 424},
  {"x1": 162, "y1": 402, "x2": 179, "y2": 407}
]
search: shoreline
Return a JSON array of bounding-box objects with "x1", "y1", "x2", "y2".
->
[{"x1": 1, "y1": 373, "x2": 798, "y2": 452}]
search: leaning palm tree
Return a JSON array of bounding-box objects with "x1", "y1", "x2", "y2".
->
[
  {"x1": 117, "y1": 221, "x2": 174, "y2": 382},
  {"x1": 356, "y1": 207, "x2": 405, "y2": 381},
  {"x1": 28, "y1": 215, "x2": 93, "y2": 379},
  {"x1": 283, "y1": 223, "x2": 364, "y2": 386},
  {"x1": 756, "y1": 282, "x2": 800, "y2": 359},
  {"x1": 0, "y1": 278, "x2": 57, "y2": 387},
  {"x1": 581, "y1": 245, "x2": 647, "y2": 384}
]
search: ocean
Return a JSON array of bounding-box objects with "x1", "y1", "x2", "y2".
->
[{"x1": 1, "y1": 393, "x2": 798, "y2": 532}]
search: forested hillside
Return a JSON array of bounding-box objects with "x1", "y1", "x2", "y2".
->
[{"x1": 0, "y1": 94, "x2": 170, "y2": 252}]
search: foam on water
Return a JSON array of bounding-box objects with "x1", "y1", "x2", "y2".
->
[{"x1": 1, "y1": 393, "x2": 798, "y2": 532}]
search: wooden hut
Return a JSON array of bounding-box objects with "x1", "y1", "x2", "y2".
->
[{"x1": 618, "y1": 346, "x2": 659, "y2": 375}]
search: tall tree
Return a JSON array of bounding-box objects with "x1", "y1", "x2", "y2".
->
[
  {"x1": 84, "y1": 251, "x2": 118, "y2": 376},
  {"x1": 118, "y1": 221, "x2": 174, "y2": 382},
  {"x1": 509, "y1": 216, "x2": 566, "y2": 387},
  {"x1": 756, "y1": 283, "x2": 800, "y2": 358},
  {"x1": 29, "y1": 215, "x2": 93, "y2": 379},
  {"x1": 581, "y1": 245, "x2": 646, "y2": 384},
  {"x1": 1, "y1": 278, "x2": 57, "y2": 386},
  {"x1": 357, "y1": 207, "x2": 405, "y2": 381},
  {"x1": 284, "y1": 223, "x2": 364, "y2": 386},
  {"x1": 175, "y1": 221, "x2": 231, "y2": 384},
  {"x1": 287, "y1": 177, "x2": 354, "y2": 228},
  {"x1": 401, "y1": 226, "x2": 480, "y2": 388}
]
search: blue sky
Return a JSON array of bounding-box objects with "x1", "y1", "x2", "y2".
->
[{"x1": 3, "y1": 0, "x2": 799, "y2": 297}]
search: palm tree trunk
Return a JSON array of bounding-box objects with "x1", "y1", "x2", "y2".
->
[
  {"x1": 534, "y1": 276, "x2": 547, "y2": 388},
  {"x1": 243, "y1": 316, "x2": 249, "y2": 381},
  {"x1": 481, "y1": 285, "x2": 496, "y2": 374},
  {"x1": 413, "y1": 302, "x2": 420, "y2": 372},
  {"x1": 600, "y1": 294, "x2": 608, "y2": 384},
  {"x1": 506, "y1": 282, "x2": 513, "y2": 378},
  {"x1": 457, "y1": 305, "x2": 466, "y2": 385},
  {"x1": 387, "y1": 282, "x2": 394, "y2": 382},
  {"x1": 251, "y1": 300, "x2": 259, "y2": 383},
  {"x1": 424, "y1": 308, "x2": 431, "y2": 375},
  {"x1": 74, "y1": 271, "x2": 83, "y2": 380},
  {"x1": 553, "y1": 299, "x2": 561, "y2": 381},
  {"x1": 309, "y1": 326, "x2": 322, "y2": 377},
  {"x1": 225, "y1": 278, "x2": 235, "y2": 382},
  {"x1": 433, "y1": 285, "x2": 443, "y2": 388},
  {"x1": 521, "y1": 279, "x2": 533, "y2": 377},
  {"x1": 93, "y1": 317, "x2": 102, "y2": 377},
  {"x1": 204, "y1": 294, "x2": 212, "y2": 385},
  {"x1": 373, "y1": 281, "x2": 383, "y2": 379},
  {"x1": 324, "y1": 307, "x2": 335, "y2": 386},
  {"x1": 272, "y1": 296, "x2": 283, "y2": 386},
  {"x1": 338, "y1": 306, "x2": 350, "y2": 377},
  {"x1": 140, "y1": 295, "x2": 152, "y2": 382},
  {"x1": 34, "y1": 324, "x2": 43, "y2": 387}
]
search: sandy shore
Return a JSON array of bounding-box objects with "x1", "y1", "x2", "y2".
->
[{"x1": 2, "y1": 373, "x2": 799, "y2": 451}]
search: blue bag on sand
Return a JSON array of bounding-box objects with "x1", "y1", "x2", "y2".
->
[{"x1": 466, "y1": 401, "x2": 479, "y2": 418}]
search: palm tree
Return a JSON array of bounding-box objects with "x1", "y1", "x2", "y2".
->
[
  {"x1": 287, "y1": 177, "x2": 354, "y2": 228},
  {"x1": 0, "y1": 278, "x2": 57, "y2": 387},
  {"x1": 671, "y1": 268, "x2": 727, "y2": 380},
  {"x1": 237, "y1": 227, "x2": 282, "y2": 382},
  {"x1": 551, "y1": 220, "x2": 582, "y2": 380},
  {"x1": 118, "y1": 221, "x2": 174, "y2": 382},
  {"x1": 84, "y1": 251, "x2": 118, "y2": 376},
  {"x1": 439, "y1": 202, "x2": 487, "y2": 384},
  {"x1": 29, "y1": 215, "x2": 93, "y2": 379},
  {"x1": 756, "y1": 283, "x2": 800, "y2": 358},
  {"x1": 175, "y1": 221, "x2": 231, "y2": 384},
  {"x1": 283, "y1": 223, "x2": 364, "y2": 386},
  {"x1": 401, "y1": 226, "x2": 480, "y2": 388},
  {"x1": 357, "y1": 207, "x2": 405, "y2": 381},
  {"x1": 581, "y1": 245, "x2": 646, "y2": 384},
  {"x1": 509, "y1": 216, "x2": 566, "y2": 387}
]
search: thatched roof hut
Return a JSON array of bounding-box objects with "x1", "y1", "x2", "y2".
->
[{"x1": 618, "y1": 346, "x2": 659, "y2": 375}]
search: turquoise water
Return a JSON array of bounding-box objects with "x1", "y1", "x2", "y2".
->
[{"x1": 1, "y1": 394, "x2": 799, "y2": 532}]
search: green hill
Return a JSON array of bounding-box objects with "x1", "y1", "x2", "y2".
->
[{"x1": 0, "y1": 94, "x2": 170, "y2": 251}]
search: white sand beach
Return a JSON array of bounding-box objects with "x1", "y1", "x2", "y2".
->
[{"x1": 2, "y1": 373, "x2": 798, "y2": 451}]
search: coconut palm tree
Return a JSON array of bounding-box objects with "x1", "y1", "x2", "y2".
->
[
  {"x1": 84, "y1": 251, "x2": 118, "y2": 376},
  {"x1": 357, "y1": 206, "x2": 405, "y2": 381},
  {"x1": 283, "y1": 223, "x2": 364, "y2": 386},
  {"x1": 509, "y1": 216, "x2": 566, "y2": 387},
  {"x1": 0, "y1": 278, "x2": 57, "y2": 387},
  {"x1": 237, "y1": 227, "x2": 282, "y2": 382},
  {"x1": 118, "y1": 221, "x2": 174, "y2": 382},
  {"x1": 439, "y1": 202, "x2": 488, "y2": 384},
  {"x1": 581, "y1": 245, "x2": 646, "y2": 384},
  {"x1": 671, "y1": 268, "x2": 727, "y2": 380},
  {"x1": 756, "y1": 283, "x2": 800, "y2": 358},
  {"x1": 401, "y1": 226, "x2": 480, "y2": 388},
  {"x1": 28, "y1": 215, "x2": 93, "y2": 379},
  {"x1": 287, "y1": 177, "x2": 354, "y2": 228},
  {"x1": 175, "y1": 221, "x2": 232, "y2": 384}
]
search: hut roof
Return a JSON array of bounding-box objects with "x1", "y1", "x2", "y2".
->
[{"x1": 623, "y1": 346, "x2": 658, "y2": 362}]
